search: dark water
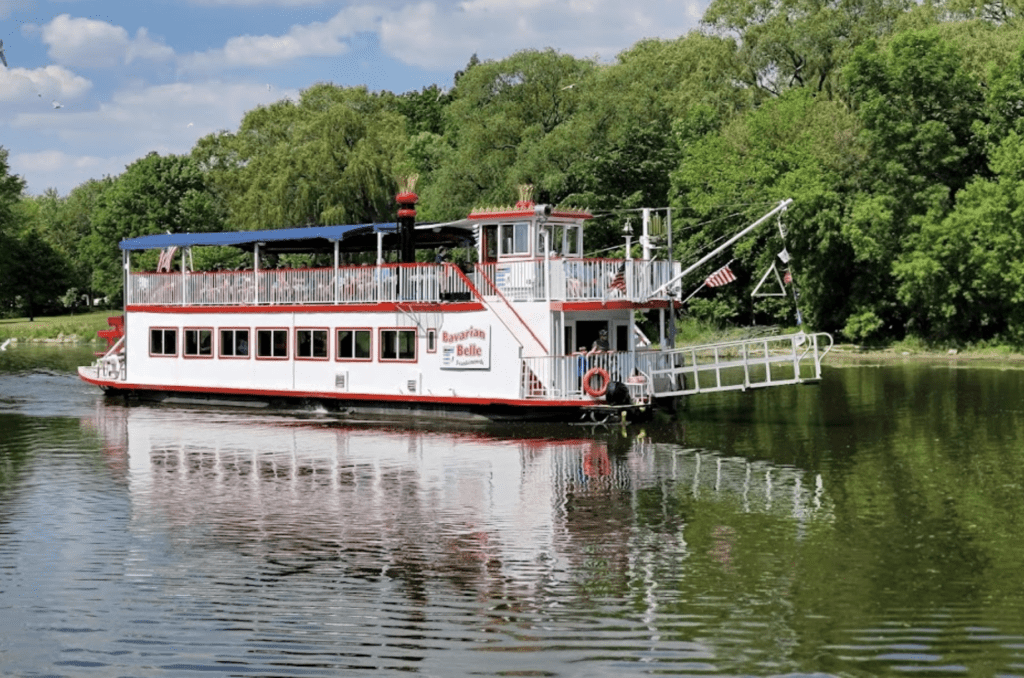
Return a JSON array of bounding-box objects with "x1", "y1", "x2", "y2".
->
[{"x1": 2, "y1": 345, "x2": 1024, "y2": 677}]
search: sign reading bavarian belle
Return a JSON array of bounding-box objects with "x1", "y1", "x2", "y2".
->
[{"x1": 440, "y1": 325, "x2": 491, "y2": 370}]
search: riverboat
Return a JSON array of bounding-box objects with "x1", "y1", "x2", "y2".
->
[{"x1": 78, "y1": 193, "x2": 832, "y2": 422}]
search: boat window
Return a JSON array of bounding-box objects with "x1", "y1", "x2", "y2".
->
[
  {"x1": 150, "y1": 328, "x2": 177, "y2": 356},
  {"x1": 256, "y1": 329, "x2": 288, "y2": 359},
  {"x1": 499, "y1": 222, "x2": 530, "y2": 256},
  {"x1": 380, "y1": 329, "x2": 416, "y2": 361},
  {"x1": 565, "y1": 225, "x2": 581, "y2": 255},
  {"x1": 337, "y1": 329, "x2": 371, "y2": 361},
  {"x1": 183, "y1": 328, "x2": 213, "y2": 357},
  {"x1": 426, "y1": 328, "x2": 437, "y2": 353},
  {"x1": 220, "y1": 329, "x2": 249, "y2": 358},
  {"x1": 483, "y1": 225, "x2": 498, "y2": 261},
  {"x1": 296, "y1": 329, "x2": 328, "y2": 359}
]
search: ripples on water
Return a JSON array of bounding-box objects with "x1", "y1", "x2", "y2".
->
[{"x1": 1, "y1": 346, "x2": 1023, "y2": 676}]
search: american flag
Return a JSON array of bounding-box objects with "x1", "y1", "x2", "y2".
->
[
  {"x1": 609, "y1": 265, "x2": 626, "y2": 292},
  {"x1": 705, "y1": 263, "x2": 736, "y2": 287},
  {"x1": 157, "y1": 246, "x2": 178, "y2": 272}
]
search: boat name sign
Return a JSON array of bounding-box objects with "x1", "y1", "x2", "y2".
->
[{"x1": 441, "y1": 326, "x2": 491, "y2": 370}]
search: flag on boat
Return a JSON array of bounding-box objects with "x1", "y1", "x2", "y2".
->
[
  {"x1": 783, "y1": 269, "x2": 793, "y2": 284},
  {"x1": 778, "y1": 248, "x2": 790, "y2": 264},
  {"x1": 157, "y1": 246, "x2": 178, "y2": 272},
  {"x1": 705, "y1": 263, "x2": 736, "y2": 287},
  {"x1": 609, "y1": 264, "x2": 627, "y2": 292}
]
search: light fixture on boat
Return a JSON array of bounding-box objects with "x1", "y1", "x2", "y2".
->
[{"x1": 533, "y1": 204, "x2": 552, "y2": 219}]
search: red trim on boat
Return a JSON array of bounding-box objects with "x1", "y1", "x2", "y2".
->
[
  {"x1": 550, "y1": 300, "x2": 680, "y2": 311},
  {"x1": 77, "y1": 371, "x2": 593, "y2": 408},
  {"x1": 126, "y1": 302, "x2": 485, "y2": 314}
]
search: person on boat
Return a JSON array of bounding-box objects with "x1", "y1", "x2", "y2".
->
[
  {"x1": 435, "y1": 246, "x2": 449, "y2": 264},
  {"x1": 576, "y1": 347, "x2": 588, "y2": 392},
  {"x1": 588, "y1": 329, "x2": 610, "y2": 355}
]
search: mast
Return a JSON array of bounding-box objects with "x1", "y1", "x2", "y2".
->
[{"x1": 649, "y1": 199, "x2": 792, "y2": 299}]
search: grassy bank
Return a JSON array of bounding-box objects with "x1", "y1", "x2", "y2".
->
[
  {"x1": 0, "y1": 311, "x2": 113, "y2": 343},
  {"x1": 666, "y1": 317, "x2": 1024, "y2": 364}
]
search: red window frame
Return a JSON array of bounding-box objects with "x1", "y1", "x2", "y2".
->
[
  {"x1": 219, "y1": 327, "x2": 251, "y2": 359},
  {"x1": 379, "y1": 327, "x2": 417, "y2": 363},
  {"x1": 335, "y1": 327, "x2": 372, "y2": 362},
  {"x1": 149, "y1": 327, "x2": 177, "y2": 357},
  {"x1": 295, "y1": 327, "x2": 329, "y2": 361},
  {"x1": 255, "y1": 327, "x2": 289, "y2": 360},
  {"x1": 183, "y1": 327, "x2": 214, "y2": 359}
]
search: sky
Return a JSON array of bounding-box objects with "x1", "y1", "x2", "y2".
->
[{"x1": 1, "y1": 0, "x2": 707, "y2": 196}]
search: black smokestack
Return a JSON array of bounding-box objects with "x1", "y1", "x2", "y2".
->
[{"x1": 396, "y1": 190, "x2": 418, "y2": 264}]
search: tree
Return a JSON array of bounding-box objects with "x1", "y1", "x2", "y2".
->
[
  {"x1": 195, "y1": 84, "x2": 408, "y2": 231},
  {"x1": 0, "y1": 148, "x2": 28, "y2": 316},
  {"x1": 702, "y1": 0, "x2": 913, "y2": 98},
  {"x1": 842, "y1": 28, "x2": 988, "y2": 340},
  {"x1": 422, "y1": 49, "x2": 597, "y2": 220},
  {"x1": 892, "y1": 39, "x2": 1024, "y2": 344},
  {"x1": 87, "y1": 153, "x2": 223, "y2": 302},
  {"x1": 670, "y1": 88, "x2": 862, "y2": 331}
]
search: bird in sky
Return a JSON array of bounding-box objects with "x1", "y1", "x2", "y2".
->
[
  {"x1": 52, "y1": 100, "x2": 63, "y2": 109},
  {"x1": 0, "y1": 40, "x2": 7, "y2": 68}
]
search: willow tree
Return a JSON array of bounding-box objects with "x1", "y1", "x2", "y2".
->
[{"x1": 194, "y1": 84, "x2": 409, "y2": 230}]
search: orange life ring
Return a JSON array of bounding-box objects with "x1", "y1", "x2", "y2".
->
[{"x1": 582, "y1": 367, "x2": 610, "y2": 398}]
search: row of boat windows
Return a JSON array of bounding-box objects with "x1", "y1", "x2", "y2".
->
[{"x1": 149, "y1": 327, "x2": 423, "y2": 362}]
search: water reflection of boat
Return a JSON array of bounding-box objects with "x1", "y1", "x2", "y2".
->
[{"x1": 85, "y1": 404, "x2": 830, "y2": 572}]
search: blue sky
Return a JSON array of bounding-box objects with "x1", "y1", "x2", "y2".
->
[{"x1": 2, "y1": 0, "x2": 706, "y2": 196}]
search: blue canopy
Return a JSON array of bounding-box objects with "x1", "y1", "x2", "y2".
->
[{"x1": 119, "y1": 223, "x2": 398, "y2": 251}]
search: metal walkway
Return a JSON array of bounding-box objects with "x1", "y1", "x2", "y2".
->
[{"x1": 636, "y1": 331, "x2": 833, "y2": 398}]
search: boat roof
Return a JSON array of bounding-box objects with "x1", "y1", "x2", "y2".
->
[
  {"x1": 118, "y1": 220, "x2": 479, "y2": 254},
  {"x1": 119, "y1": 223, "x2": 399, "y2": 252}
]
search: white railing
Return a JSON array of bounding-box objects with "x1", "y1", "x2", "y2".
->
[
  {"x1": 476, "y1": 259, "x2": 681, "y2": 303},
  {"x1": 521, "y1": 351, "x2": 651, "y2": 402},
  {"x1": 127, "y1": 259, "x2": 679, "y2": 307},
  {"x1": 635, "y1": 332, "x2": 834, "y2": 397},
  {"x1": 520, "y1": 332, "x2": 833, "y2": 402},
  {"x1": 128, "y1": 264, "x2": 476, "y2": 307}
]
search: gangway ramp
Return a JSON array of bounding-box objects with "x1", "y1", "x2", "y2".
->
[{"x1": 637, "y1": 332, "x2": 832, "y2": 398}]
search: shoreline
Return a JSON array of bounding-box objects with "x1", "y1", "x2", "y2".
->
[{"x1": 826, "y1": 344, "x2": 1024, "y2": 365}]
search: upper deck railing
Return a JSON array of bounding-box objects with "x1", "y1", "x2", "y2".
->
[{"x1": 126, "y1": 259, "x2": 683, "y2": 307}]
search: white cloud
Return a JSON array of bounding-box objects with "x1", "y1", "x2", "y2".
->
[
  {"x1": 179, "y1": 0, "x2": 706, "y2": 74},
  {"x1": 9, "y1": 80, "x2": 295, "y2": 194},
  {"x1": 0, "y1": 65, "x2": 92, "y2": 103},
  {"x1": 40, "y1": 14, "x2": 173, "y2": 69},
  {"x1": 180, "y1": 6, "x2": 380, "y2": 72}
]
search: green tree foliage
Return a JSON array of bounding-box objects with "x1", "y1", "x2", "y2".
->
[
  {"x1": 0, "y1": 168, "x2": 70, "y2": 320},
  {"x1": 565, "y1": 34, "x2": 750, "y2": 211},
  {"x1": 194, "y1": 84, "x2": 408, "y2": 230},
  {"x1": 421, "y1": 49, "x2": 597, "y2": 220},
  {"x1": 88, "y1": 152, "x2": 223, "y2": 302},
  {"x1": 0, "y1": 148, "x2": 23, "y2": 240},
  {"x1": 842, "y1": 28, "x2": 988, "y2": 340},
  {"x1": 702, "y1": 0, "x2": 913, "y2": 98},
  {"x1": 671, "y1": 88, "x2": 861, "y2": 329},
  {"x1": 893, "y1": 41, "x2": 1024, "y2": 343}
]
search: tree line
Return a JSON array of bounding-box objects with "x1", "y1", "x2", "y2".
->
[{"x1": 2, "y1": 0, "x2": 1024, "y2": 346}]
